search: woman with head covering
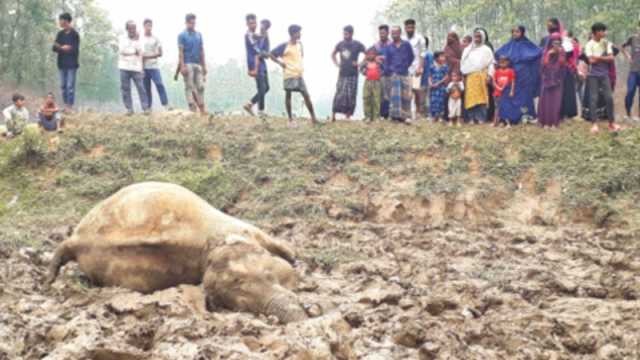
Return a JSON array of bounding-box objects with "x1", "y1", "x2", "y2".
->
[
  {"x1": 461, "y1": 29, "x2": 495, "y2": 124},
  {"x1": 444, "y1": 32, "x2": 463, "y2": 75},
  {"x1": 539, "y1": 33, "x2": 567, "y2": 129},
  {"x1": 475, "y1": 27, "x2": 497, "y2": 122},
  {"x1": 495, "y1": 26, "x2": 543, "y2": 124},
  {"x1": 540, "y1": 18, "x2": 578, "y2": 120}
]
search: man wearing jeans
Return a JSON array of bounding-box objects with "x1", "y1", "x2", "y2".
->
[
  {"x1": 118, "y1": 21, "x2": 150, "y2": 115},
  {"x1": 179, "y1": 13, "x2": 207, "y2": 114},
  {"x1": 142, "y1": 19, "x2": 169, "y2": 110},
  {"x1": 244, "y1": 16, "x2": 271, "y2": 118},
  {"x1": 52, "y1": 13, "x2": 80, "y2": 113},
  {"x1": 622, "y1": 21, "x2": 640, "y2": 122}
]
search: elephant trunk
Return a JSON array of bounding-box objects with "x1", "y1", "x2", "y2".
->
[{"x1": 263, "y1": 290, "x2": 308, "y2": 324}]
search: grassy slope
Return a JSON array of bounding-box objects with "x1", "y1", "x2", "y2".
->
[{"x1": 1, "y1": 113, "x2": 639, "y2": 248}]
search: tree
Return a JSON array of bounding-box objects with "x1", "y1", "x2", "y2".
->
[
  {"x1": 0, "y1": 0, "x2": 118, "y2": 103},
  {"x1": 381, "y1": 0, "x2": 639, "y2": 50}
]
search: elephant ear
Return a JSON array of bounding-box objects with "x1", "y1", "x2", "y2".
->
[{"x1": 252, "y1": 231, "x2": 297, "y2": 265}]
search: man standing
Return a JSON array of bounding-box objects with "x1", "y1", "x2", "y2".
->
[
  {"x1": 404, "y1": 19, "x2": 426, "y2": 121},
  {"x1": 118, "y1": 21, "x2": 150, "y2": 115},
  {"x1": 584, "y1": 23, "x2": 619, "y2": 133},
  {"x1": 331, "y1": 25, "x2": 365, "y2": 122},
  {"x1": 179, "y1": 13, "x2": 207, "y2": 114},
  {"x1": 622, "y1": 20, "x2": 640, "y2": 122},
  {"x1": 375, "y1": 25, "x2": 393, "y2": 119},
  {"x1": 386, "y1": 26, "x2": 415, "y2": 123},
  {"x1": 142, "y1": 19, "x2": 169, "y2": 110},
  {"x1": 270, "y1": 25, "x2": 318, "y2": 127},
  {"x1": 244, "y1": 15, "x2": 271, "y2": 118},
  {"x1": 52, "y1": 13, "x2": 80, "y2": 113}
]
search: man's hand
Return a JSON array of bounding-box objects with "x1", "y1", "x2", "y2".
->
[
  {"x1": 61, "y1": 45, "x2": 72, "y2": 52},
  {"x1": 249, "y1": 69, "x2": 257, "y2": 77},
  {"x1": 181, "y1": 65, "x2": 189, "y2": 76},
  {"x1": 416, "y1": 66, "x2": 424, "y2": 76},
  {"x1": 202, "y1": 67, "x2": 208, "y2": 77}
]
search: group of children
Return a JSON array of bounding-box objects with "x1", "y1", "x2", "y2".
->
[
  {"x1": 360, "y1": 48, "x2": 467, "y2": 126},
  {"x1": 1, "y1": 93, "x2": 64, "y2": 139}
]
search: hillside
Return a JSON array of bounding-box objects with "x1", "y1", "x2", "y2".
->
[{"x1": 1, "y1": 113, "x2": 639, "y2": 359}]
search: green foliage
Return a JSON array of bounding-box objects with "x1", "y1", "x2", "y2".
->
[
  {"x1": 1, "y1": 114, "x2": 640, "y2": 249},
  {"x1": 0, "y1": 0, "x2": 118, "y2": 102},
  {"x1": 382, "y1": 0, "x2": 639, "y2": 49},
  {"x1": 163, "y1": 59, "x2": 287, "y2": 115},
  {"x1": 0, "y1": 126, "x2": 47, "y2": 170}
]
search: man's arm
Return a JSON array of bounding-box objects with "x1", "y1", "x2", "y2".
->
[
  {"x1": 417, "y1": 40, "x2": 425, "y2": 74},
  {"x1": 620, "y1": 38, "x2": 633, "y2": 60},
  {"x1": 2, "y1": 107, "x2": 12, "y2": 121},
  {"x1": 331, "y1": 47, "x2": 340, "y2": 68},
  {"x1": 200, "y1": 45, "x2": 207, "y2": 76},
  {"x1": 406, "y1": 43, "x2": 415, "y2": 68},
  {"x1": 65, "y1": 31, "x2": 80, "y2": 55},
  {"x1": 52, "y1": 32, "x2": 62, "y2": 53}
]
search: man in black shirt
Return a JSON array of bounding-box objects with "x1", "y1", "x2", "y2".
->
[
  {"x1": 331, "y1": 25, "x2": 365, "y2": 122},
  {"x1": 52, "y1": 13, "x2": 80, "y2": 113}
]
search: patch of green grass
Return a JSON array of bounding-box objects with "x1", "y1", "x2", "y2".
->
[{"x1": 1, "y1": 115, "x2": 639, "y2": 248}]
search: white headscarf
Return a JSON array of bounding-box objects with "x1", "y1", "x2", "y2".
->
[{"x1": 461, "y1": 30, "x2": 495, "y2": 76}]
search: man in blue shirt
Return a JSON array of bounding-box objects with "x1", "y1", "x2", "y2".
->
[
  {"x1": 178, "y1": 13, "x2": 206, "y2": 114},
  {"x1": 386, "y1": 26, "x2": 414, "y2": 123},
  {"x1": 243, "y1": 15, "x2": 271, "y2": 118}
]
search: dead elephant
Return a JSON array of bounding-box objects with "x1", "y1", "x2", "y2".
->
[{"x1": 47, "y1": 182, "x2": 307, "y2": 323}]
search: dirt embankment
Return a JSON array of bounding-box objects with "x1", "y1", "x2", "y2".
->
[{"x1": 1, "y1": 113, "x2": 639, "y2": 359}]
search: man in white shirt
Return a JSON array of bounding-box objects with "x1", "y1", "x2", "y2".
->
[
  {"x1": 404, "y1": 19, "x2": 426, "y2": 120},
  {"x1": 119, "y1": 21, "x2": 150, "y2": 115},
  {"x1": 142, "y1": 19, "x2": 169, "y2": 110}
]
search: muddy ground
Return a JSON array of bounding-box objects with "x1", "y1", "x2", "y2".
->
[{"x1": 1, "y1": 114, "x2": 639, "y2": 359}]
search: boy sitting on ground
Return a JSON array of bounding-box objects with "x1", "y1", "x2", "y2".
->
[
  {"x1": 38, "y1": 93, "x2": 63, "y2": 132},
  {"x1": 2, "y1": 93, "x2": 30, "y2": 138}
]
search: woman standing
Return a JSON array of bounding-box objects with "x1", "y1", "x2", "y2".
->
[
  {"x1": 540, "y1": 18, "x2": 578, "y2": 120},
  {"x1": 495, "y1": 26, "x2": 543, "y2": 124},
  {"x1": 444, "y1": 32, "x2": 463, "y2": 75},
  {"x1": 539, "y1": 34, "x2": 567, "y2": 129},
  {"x1": 461, "y1": 29, "x2": 495, "y2": 124}
]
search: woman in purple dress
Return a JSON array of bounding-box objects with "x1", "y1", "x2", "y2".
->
[{"x1": 539, "y1": 33, "x2": 567, "y2": 129}]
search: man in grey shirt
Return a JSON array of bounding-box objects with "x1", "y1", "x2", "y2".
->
[{"x1": 622, "y1": 20, "x2": 640, "y2": 121}]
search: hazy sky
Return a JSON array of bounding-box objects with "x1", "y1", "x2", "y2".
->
[{"x1": 100, "y1": 0, "x2": 390, "y2": 100}]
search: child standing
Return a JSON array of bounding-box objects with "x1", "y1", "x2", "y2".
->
[
  {"x1": 447, "y1": 72, "x2": 464, "y2": 127},
  {"x1": 361, "y1": 47, "x2": 384, "y2": 122},
  {"x1": 2, "y1": 94, "x2": 29, "y2": 138},
  {"x1": 492, "y1": 56, "x2": 516, "y2": 127},
  {"x1": 38, "y1": 93, "x2": 63, "y2": 132},
  {"x1": 429, "y1": 51, "x2": 449, "y2": 123}
]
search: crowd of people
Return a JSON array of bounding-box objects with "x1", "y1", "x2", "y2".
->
[
  {"x1": 2, "y1": 12, "x2": 640, "y2": 137},
  {"x1": 310, "y1": 18, "x2": 640, "y2": 134}
]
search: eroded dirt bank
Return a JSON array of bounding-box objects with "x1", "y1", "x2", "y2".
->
[{"x1": 1, "y1": 114, "x2": 639, "y2": 359}]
